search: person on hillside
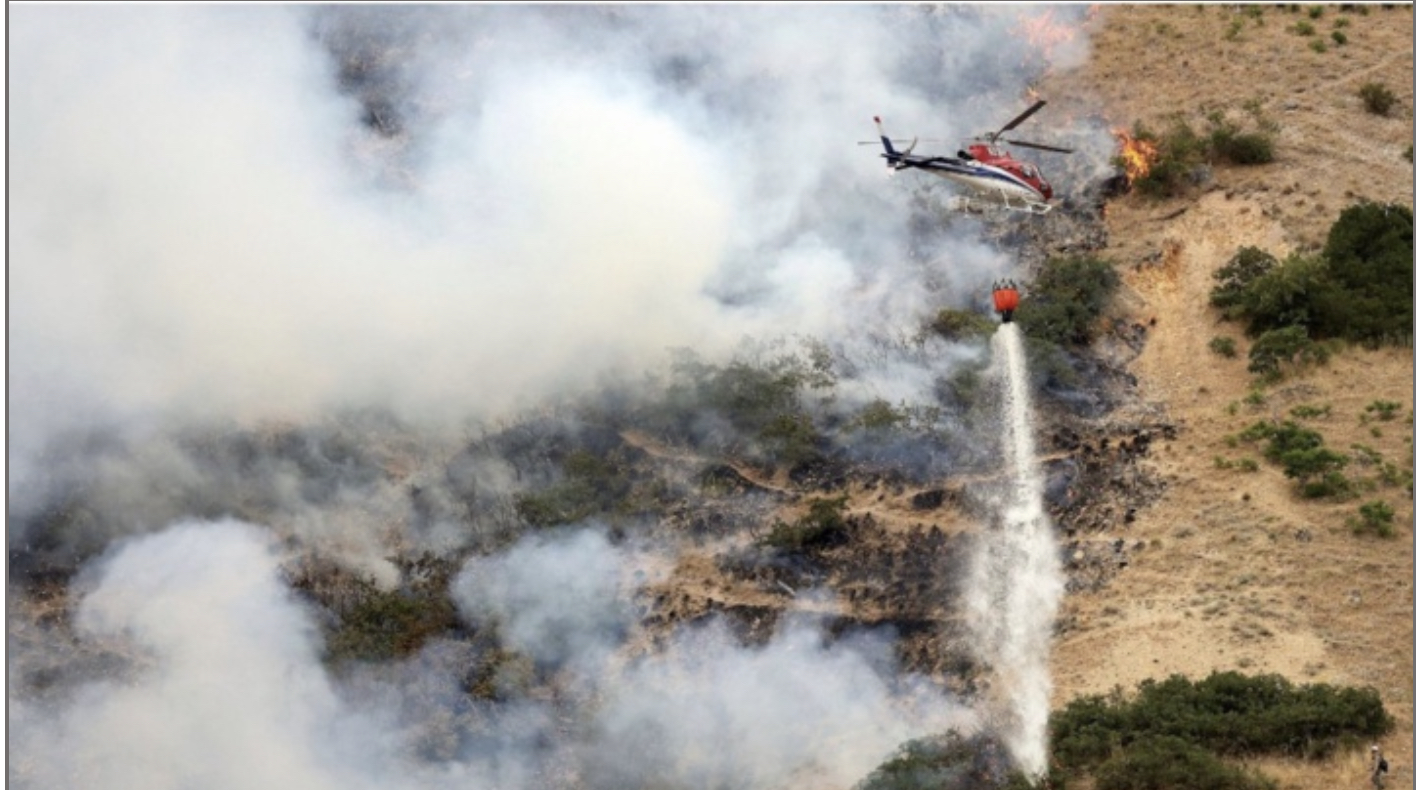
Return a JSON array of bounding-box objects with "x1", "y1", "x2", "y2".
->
[{"x1": 1371, "y1": 744, "x2": 1389, "y2": 789}]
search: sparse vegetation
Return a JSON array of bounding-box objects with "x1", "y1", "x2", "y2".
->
[
  {"x1": 1348, "y1": 499, "x2": 1396, "y2": 537},
  {"x1": 1290, "y1": 403, "x2": 1331, "y2": 419},
  {"x1": 1209, "y1": 336, "x2": 1237, "y2": 357},
  {"x1": 1358, "y1": 81, "x2": 1396, "y2": 115},
  {"x1": 1364, "y1": 399, "x2": 1402, "y2": 421},
  {"x1": 1239, "y1": 420, "x2": 1354, "y2": 498},
  {"x1": 1291, "y1": 19, "x2": 1315, "y2": 35}
]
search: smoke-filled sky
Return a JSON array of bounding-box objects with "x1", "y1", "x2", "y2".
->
[
  {"x1": 10, "y1": 3, "x2": 1096, "y2": 476},
  {"x1": 9, "y1": 5, "x2": 1102, "y2": 788}
]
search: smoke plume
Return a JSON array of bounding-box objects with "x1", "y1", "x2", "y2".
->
[{"x1": 10, "y1": 4, "x2": 1106, "y2": 787}]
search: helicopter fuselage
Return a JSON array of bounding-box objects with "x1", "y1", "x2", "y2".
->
[{"x1": 869, "y1": 107, "x2": 1067, "y2": 211}]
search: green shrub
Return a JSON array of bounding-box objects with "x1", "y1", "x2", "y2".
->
[
  {"x1": 1248, "y1": 325, "x2": 1329, "y2": 379},
  {"x1": 647, "y1": 344, "x2": 837, "y2": 467},
  {"x1": 1121, "y1": 117, "x2": 1209, "y2": 198},
  {"x1": 1333, "y1": 15, "x2": 1350, "y2": 27},
  {"x1": 1094, "y1": 736, "x2": 1275, "y2": 790},
  {"x1": 1239, "y1": 253, "x2": 1333, "y2": 337},
  {"x1": 1014, "y1": 255, "x2": 1120, "y2": 347},
  {"x1": 1359, "y1": 82, "x2": 1396, "y2": 115},
  {"x1": 1212, "y1": 127, "x2": 1275, "y2": 163},
  {"x1": 1309, "y1": 38, "x2": 1328, "y2": 52},
  {"x1": 325, "y1": 580, "x2": 460, "y2": 664},
  {"x1": 1257, "y1": 420, "x2": 1323, "y2": 461},
  {"x1": 853, "y1": 731, "x2": 1043, "y2": 790},
  {"x1": 759, "y1": 494, "x2": 850, "y2": 551},
  {"x1": 758, "y1": 413, "x2": 823, "y2": 466},
  {"x1": 1349, "y1": 500, "x2": 1396, "y2": 537},
  {"x1": 1291, "y1": 403, "x2": 1331, "y2": 419},
  {"x1": 1051, "y1": 671, "x2": 1395, "y2": 771},
  {"x1": 853, "y1": 399, "x2": 909, "y2": 431},
  {"x1": 1365, "y1": 400, "x2": 1402, "y2": 421},
  {"x1": 1211, "y1": 246, "x2": 1279, "y2": 319},
  {"x1": 514, "y1": 448, "x2": 640, "y2": 527},
  {"x1": 1306, "y1": 5, "x2": 1324, "y2": 18},
  {"x1": 1291, "y1": 19, "x2": 1315, "y2": 34},
  {"x1": 1330, "y1": 29, "x2": 1347, "y2": 45},
  {"x1": 1280, "y1": 446, "x2": 1348, "y2": 483},
  {"x1": 931, "y1": 308, "x2": 995, "y2": 341},
  {"x1": 1209, "y1": 336, "x2": 1238, "y2": 357}
]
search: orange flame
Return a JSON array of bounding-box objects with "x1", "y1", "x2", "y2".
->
[{"x1": 1113, "y1": 128, "x2": 1160, "y2": 184}]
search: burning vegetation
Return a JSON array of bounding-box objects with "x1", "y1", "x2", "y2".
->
[
  {"x1": 1112, "y1": 128, "x2": 1161, "y2": 186},
  {"x1": 1109, "y1": 108, "x2": 1277, "y2": 197}
]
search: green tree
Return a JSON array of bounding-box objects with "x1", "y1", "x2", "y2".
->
[
  {"x1": 1317, "y1": 202, "x2": 1414, "y2": 344},
  {"x1": 1238, "y1": 253, "x2": 1333, "y2": 337}
]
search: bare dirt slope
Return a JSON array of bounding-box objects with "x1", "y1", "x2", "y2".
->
[{"x1": 1039, "y1": 6, "x2": 1413, "y2": 789}]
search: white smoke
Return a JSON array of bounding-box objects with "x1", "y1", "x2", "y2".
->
[
  {"x1": 12, "y1": 521, "x2": 973, "y2": 789},
  {"x1": 10, "y1": 4, "x2": 1106, "y2": 785},
  {"x1": 452, "y1": 526, "x2": 975, "y2": 789},
  {"x1": 9, "y1": 4, "x2": 1101, "y2": 483},
  {"x1": 453, "y1": 527, "x2": 632, "y2": 675},
  {"x1": 964, "y1": 324, "x2": 1065, "y2": 778},
  {"x1": 8, "y1": 520, "x2": 403, "y2": 790}
]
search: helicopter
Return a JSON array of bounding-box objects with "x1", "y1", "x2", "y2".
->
[{"x1": 864, "y1": 99, "x2": 1073, "y2": 215}]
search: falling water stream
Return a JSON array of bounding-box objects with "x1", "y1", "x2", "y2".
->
[{"x1": 964, "y1": 322, "x2": 1065, "y2": 779}]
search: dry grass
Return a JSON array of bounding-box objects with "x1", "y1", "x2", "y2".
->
[{"x1": 1040, "y1": 6, "x2": 1413, "y2": 789}]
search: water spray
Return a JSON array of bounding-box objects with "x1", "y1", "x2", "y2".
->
[{"x1": 964, "y1": 321, "x2": 1064, "y2": 779}]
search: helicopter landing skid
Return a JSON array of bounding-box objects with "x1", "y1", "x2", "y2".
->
[{"x1": 946, "y1": 192, "x2": 1053, "y2": 216}]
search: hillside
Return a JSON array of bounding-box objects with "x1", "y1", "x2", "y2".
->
[
  {"x1": 7, "y1": 6, "x2": 1412, "y2": 790},
  {"x1": 1039, "y1": 5, "x2": 1414, "y2": 789}
]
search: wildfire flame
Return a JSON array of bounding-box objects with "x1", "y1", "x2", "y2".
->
[{"x1": 1113, "y1": 128, "x2": 1160, "y2": 184}]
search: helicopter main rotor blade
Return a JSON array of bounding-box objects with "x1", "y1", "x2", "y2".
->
[
  {"x1": 995, "y1": 99, "x2": 1047, "y2": 137},
  {"x1": 1003, "y1": 138, "x2": 1074, "y2": 154},
  {"x1": 858, "y1": 138, "x2": 948, "y2": 145}
]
